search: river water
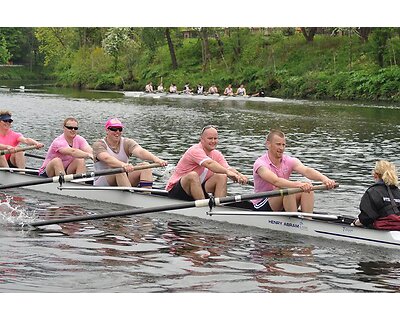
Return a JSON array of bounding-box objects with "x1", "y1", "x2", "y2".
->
[{"x1": 1, "y1": 88, "x2": 400, "y2": 316}]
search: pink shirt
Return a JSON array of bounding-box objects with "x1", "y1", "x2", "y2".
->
[
  {"x1": 39, "y1": 134, "x2": 90, "y2": 174},
  {"x1": 0, "y1": 130, "x2": 22, "y2": 160},
  {"x1": 252, "y1": 153, "x2": 297, "y2": 204},
  {"x1": 166, "y1": 142, "x2": 229, "y2": 191}
]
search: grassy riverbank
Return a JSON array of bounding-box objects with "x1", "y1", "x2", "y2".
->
[
  {"x1": 58, "y1": 31, "x2": 400, "y2": 101},
  {"x1": 3, "y1": 29, "x2": 400, "y2": 101},
  {"x1": 0, "y1": 65, "x2": 53, "y2": 84},
  {"x1": 131, "y1": 33, "x2": 400, "y2": 101}
]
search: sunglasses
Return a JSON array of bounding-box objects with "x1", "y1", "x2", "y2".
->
[
  {"x1": 1, "y1": 119, "x2": 13, "y2": 123},
  {"x1": 200, "y1": 125, "x2": 217, "y2": 134},
  {"x1": 108, "y1": 127, "x2": 123, "y2": 132},
  {"x1": 64, "y1": 125, "x2": 79, "y2": 130}
]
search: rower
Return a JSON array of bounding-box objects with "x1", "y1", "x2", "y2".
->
[
  {"x1": 251, "y1": 129, "x2": 336, "y2": 213},
  {"x1": 92, "y1": 118, "x2": 168, "y2": 188},
  {"x1": 165, "y1": 125, "x2": 248, "y2": 201},
  {"x1": 38, "y1": 117, "x2": 92, "y2": 177},
  {"x1": 0, "y1": 110, "x2": 44, "y2": 170}
]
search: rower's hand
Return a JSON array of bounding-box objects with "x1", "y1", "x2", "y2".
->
[
  {"x1": 123, "y1": 163, "x2": 135, "y2": 173},
  {"x1": 35, "y1": 143, "x2": 44, "y2": 149},
  {"x1": 322, "y1": 178, "x2": 336, "y2": 189},
  {"x1": 227, "y1": 170, "x2": 248, "y2": 185},
  {"x1": 299, "y1": 182, "x2": 314, "y2": 193},
  {"x1": 237, "y1": 173, "x2": 248, "y2": 185},
  {"x1": 85, "y1": 153, "x2": 94, "y2": 161},
  {"x1": 155, "y1": 158, "x2": 168, "y2": 167}
]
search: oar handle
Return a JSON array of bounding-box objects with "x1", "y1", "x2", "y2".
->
[
  {"x1": 218, "y1": 183, "x2": 339, "y2": 205},
  {"x1": 130, "y1": 163, "x2": 162, "y2": 171},
  {"x1": 0, "y1": 145, "x2": 40, "y2": 156}
]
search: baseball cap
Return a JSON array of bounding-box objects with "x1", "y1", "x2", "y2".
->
[{"x1": 105, "y1": 118, "x2": 124, "y2": 129}]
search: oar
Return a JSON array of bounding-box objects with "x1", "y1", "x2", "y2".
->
[
  {"x1": 29, "y1": 183, "x2": 337, "y2": 227},
  {"x1": 0, "y1": 145, "x2": 40, "y2": 156},
  {"x1": 0, "y1": 167, "x2": 39, "y2": 174},
  {"x1": 25, "y1": 153, "x2": 45, "y2": 160},
  {"x1": 58, "y1": 185, "x2": 168, "y2": 195},
  {"x1": 0, "y1": 163, "x2": 161, "y2": 190}
]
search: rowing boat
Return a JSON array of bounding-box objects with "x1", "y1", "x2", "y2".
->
[
  {"x1": 1, "y1": 170, "x2": 399, "y2": 249},
  {"x1": 123, "y1": 91, "x2": 284, "y2": 103}
]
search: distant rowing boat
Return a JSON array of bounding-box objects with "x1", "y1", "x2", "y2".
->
[
  {"x1": 123, "y1": 91, "x2": 284, "y2": 103},
  {"x1": 1, "y1": 170, "x2": 399, "y2": 249}
]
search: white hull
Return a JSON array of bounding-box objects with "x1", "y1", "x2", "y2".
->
[
  {"x1": 123, "y1": 91, "x2": 284, "y2": 103},
  {"x1": 1, "y1": 170, "x2": 400, "y2": 249}
]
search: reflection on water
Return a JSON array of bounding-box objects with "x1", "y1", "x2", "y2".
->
[{"x1": 1, "y1": 89, "x2": 400, "y2": 293}]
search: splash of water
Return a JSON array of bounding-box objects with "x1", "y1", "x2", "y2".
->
[{"x1": 0, "y1": 196, "x2": 38, "y2": 227}]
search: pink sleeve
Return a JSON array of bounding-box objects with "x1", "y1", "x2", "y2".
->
[
  {"x1": 188, "y1": 146, "x2": 209, "y2": 165},
  {"x1": 213, "y1": 150, "x2": 229, "y2": 168},
  {"x1": 253, "y1": 157, "x2": 264, "y2": 175},
  {"x1": 75, "y1": 135, "x2": 90, "y2": 149},
  {"x1": 14, "y1": 131, "x2": 23, "y2": 142},
  {"x1": 52, "y1": 138, "x2": 69, "y2": 153}
]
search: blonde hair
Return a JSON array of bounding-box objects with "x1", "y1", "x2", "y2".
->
[
  {"x1": 0, "y1": 110, "x2": 12, "y2": 117},
  {"x1": 374, "y1": 160, "x2": 398, "y2": 186}
]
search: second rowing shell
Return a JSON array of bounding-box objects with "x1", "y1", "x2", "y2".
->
[{"x1": 123, "y1": 91, "x2": 284, "y2": 103}]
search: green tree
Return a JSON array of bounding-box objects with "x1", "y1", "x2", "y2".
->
[
  {"x1": 139, "y1": 27, "x2": 165, "y2": 58},
  {"x1": 0, "y1": 27, "x2": 39, "y2": 64},
  {"x1": 165, "y1": 28, "x2": 178, "y2": 70},
  {"x1": 199, "y1": 27, "x2": 211, "y2": 71},
  {"x1": 370, "y1": 27, "x2": 393, "y2": 67},
  {"x1": 102, "y1": 27, "x2": 131, "y2": 71},
  {"x1": 35, "y1": 27, "x2": 76, "y2": 67},
  {"x1": 0, "y1": 37, "x2": 12, "y2": 64},
  {"x1": 300, "y1": 27, "x2": 317, "y2": 43}
]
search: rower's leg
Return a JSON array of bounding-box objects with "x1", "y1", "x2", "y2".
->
[
  {"x1": 112, "y1": 173, "x2": 131, "y2": 187},
  {"x1": 180, "y1": 171, "x2": 205, "y2": 200},
  {"x1": 10, "y1": 152, "x2": 26, "y2": 169},
  {"x1": 0, "y1": 155, "x2": 8, "y2": 167},
  {"x1": 127, "y1": 162, "x2": 153, "y2": 188},
  {"x1": 45, "y1": 158, "x2": 66, "y2": 177},
  {"x1": 299, "y1": 191, "x2": 314, "y2": 213},
  {"x1": 268, "y1": 196, "x2": 284, "y2": 211},
  {"x1": 66, "y1": 158, "x2": 86, "y2": 174},
  {"x1": 204, "y1": 173, "x2": 228, "y2": 198},
  {"x1": 282, "y1": 193, "x2": 299, "y2": 212}
]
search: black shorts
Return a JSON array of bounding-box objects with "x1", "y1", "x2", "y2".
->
[
  {"x1": 39, "y1": 171, "x2": 49, "y2": 178},
  {"x1": 168, "y1": 179, "x2": 208, "y2": 201},
  {"x1": 252, "y1": 198, "x2": 273, "y2": 211}
]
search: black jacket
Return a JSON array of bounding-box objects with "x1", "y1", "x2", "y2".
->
[{"x1": 358, "y1": 180, "x2": 400, "y2": 227}]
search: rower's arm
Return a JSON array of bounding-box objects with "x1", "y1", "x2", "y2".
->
[
  {"x1": 202, "y1": 159, "x2": 247, "y2": 184},
  {"x1": 294, "y1": 161, "x2": 336, "y2": 188},
  {"x1": 96, "y1": 151, "x2": 127, "y2": 168},
  {"x1": 18, "y1": 136, "x2": 44, "y2": 148},
  {"x1": 59, "y1": 147, "x2": 92, "y2": 159},
  {"x1": 257, "y1": 165, "x2": 305, "y2": 189},
  {"x1": 130, "y1": 145, "x2": 167, "y2": 166}
]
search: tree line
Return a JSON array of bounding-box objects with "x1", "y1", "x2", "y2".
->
[{"x1": 1, "y1": 27, "x2": 400, "y2": 100}]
